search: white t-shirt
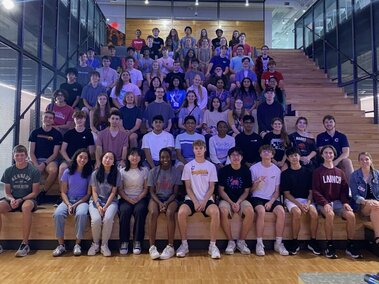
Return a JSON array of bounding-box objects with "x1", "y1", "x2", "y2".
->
[
  {"x1": 182, "y1": 159, "x2": 218, "y2": 201},
  {"x1": 128, "y1": 68, "x2": 143, "y2": 85},
  {"x1": 141, "y1": 131, "x2": 174, "y2": 161},
  {"x1": 157, "y1": 57, "x2": 174, "y2": 75},
  {"x1": 249, "y1": 162, "x2": 280, "y2": 200},
  {"x1": 110, "y1": 83, "x2": 141, "y2": 107},
  {"x1": 209, "y1": 135, "x2": 235, "y2": 164},
  {"x1": 187, "y1": 85, "x2": 208, "y2": 110},
  {"x1": 120, "y1": 167, "x2": 149, "y2": 199}
]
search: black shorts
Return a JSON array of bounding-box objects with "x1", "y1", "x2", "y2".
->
[
  {"x1": 181, "y1": 199, "x2": 215, "y2": 217},
  {"x1": 249, "y1": 197, "x2": 282, "y2": 212},
  {"x1": 0, "y1": 198, "x2": 38, "y2": 212}
]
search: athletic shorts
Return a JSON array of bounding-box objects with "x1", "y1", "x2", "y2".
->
[
  {"x1": 249, "y1": 197, "x2": 282, "y2": 212},
  {"x1": 181, "y1": 199, "x2": 215, "y2": 217},
  {"x1": 0, "y1": 198, "x2": 38, "y2": 212},
  {"x1": 284, "y1": 198, "x2": 316, "y2": 212},
  {"x1": 317, "y1": 200, "x2": 344, "y2": 217},
  {"x1": 219, "y1": 199, "x2": 253, "y2": 218}
]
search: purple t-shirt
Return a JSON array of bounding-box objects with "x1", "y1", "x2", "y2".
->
[{"x1": 61, "y1": 169, "x2": 90, "y2": 201}]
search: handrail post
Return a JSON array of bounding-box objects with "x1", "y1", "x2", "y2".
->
[
  {"x1": 352, "y1": 0, "x2": 358, "y2": 104},
  {"x1": 371, "y1": 0, "x2": 378, "y2": 124}
]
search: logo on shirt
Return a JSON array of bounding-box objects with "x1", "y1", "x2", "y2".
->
[
  {"x1": 37, "y1": 134, "x2": 54, "y2": 141},
  {"x1": 334, "y1": 138, "x2": 339, "y2": 142},
  {"x1": 191, "y1": 170, "x2": 209, "y2": 175},
  {"x1": 322, "y1": 175, "x2": 342, "y2": 184}
]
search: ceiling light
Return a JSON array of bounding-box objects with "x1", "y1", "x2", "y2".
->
[
  {"x1": 245, "y1": 0, "x2": 249, "y2": 6},
  {"x1": 2, "y1": 0, "x2": 15, "y2": 10},
  {"x1": 144, "y1": 0, "x2": 149, "y2": 4},
  {"x1": 195, "y1": 0, "x2": 199, "y2": 6}
]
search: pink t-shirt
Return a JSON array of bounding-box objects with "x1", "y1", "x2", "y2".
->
[
  {"x1": 47, "y1": 104, "x2": 74, "y2": 126},
  {"x1": 96, "y1": 128, "x2": 129, "y2": 162}
]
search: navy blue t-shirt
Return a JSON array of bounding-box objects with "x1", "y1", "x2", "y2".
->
[
  {"x1": 210, "y1": 56, "x2": 230, "y2": 74},
  {"x1": 316, "y1": 130, "x2": 349, "y2": 157}
]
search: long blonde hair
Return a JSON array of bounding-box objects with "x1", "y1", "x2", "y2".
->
[{"x1": 358, "y1": 152, "x2": 376, "y2": 173}]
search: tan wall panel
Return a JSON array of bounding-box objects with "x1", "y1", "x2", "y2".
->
[{"x1": 124, "y1": 19, "x2": 264, "y2": 48}]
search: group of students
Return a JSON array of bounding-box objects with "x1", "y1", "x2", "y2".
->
[{"x1": 1, "y1": 109, "x2": 379, "y2": 261}]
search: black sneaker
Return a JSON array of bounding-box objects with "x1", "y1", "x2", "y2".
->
[
  {"x1": 307, "y1": 239, "x2": 321, "y2": 255},
  {"x1": 325, "y1": 244, "x2": 338, "y2": 259},
  {"x1": 346, "y1": 243, "x2": 363, "y2": 259},
  {"x1": 288, "y1": 240, "x2": 300, "y2": 255}
]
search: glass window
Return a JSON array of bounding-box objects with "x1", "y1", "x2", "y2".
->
[
  {"x1": 23, "y1": 1, "x2": 42, "y2": 56},
  {"x1": 20, "y1": 56, "x2": 38, "y2": 147},
  {"x1": 325, "y1": 0, "x2": 337, "y2": 33},
  {"x1": 355, "y1": 5, "x2": 372, "y2": 77},
  {"x1": 304, "y1": 12, "x2": 313, "y2": 49},
  {"x1": 314, "y1": 1, "x2": 324, "y2": 37},
  {"x1": 41, "y1": 66, "x2": 55, "y2": 100},
  {"x1": 0, "y1": 43, "x2": 18, "y2": 173},
  {"x1": 295, "y1": 20, "x2": 304, "y2": 49},
  {"x1": 338, "y1": 0, "x2": 352, "y2": 23},
  {"x1": 355, "y1": 0, "x2": 370, "y2": 11},
  {"x1": 80, "y1": 0, "x2": 88, "y2": 43},
  {"x1": 0, "y1": 3, "x2": 20, "y2": 44},
  {"x1": 69, "y1": 0, "x2": 79, "y2": 57},
  {"x1": 43, "y1": 0, "x2": 57, "y2": 66},
  {"x1": 57, "y1": 1, "x2": 70, "y2": 69}
]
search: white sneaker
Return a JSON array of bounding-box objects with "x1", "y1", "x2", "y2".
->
[
  {"x1": 149, "y1": 245, "x2": 160, "y2": 260},
  {"x1": 133, "y1": 241, "x2": 141, "y2": 255},
  {"x1": 237, "y1": 240, "x2": 251, "y2": 255},
  {"x1": 87, "y1": 243, "x2": 100, "y2": 256},
  {"x1": 160, "y1": 245, "x2": 175, "y2": 260},
  {"x1": 0, "y1": 245, "x2": 3, "y2": 254},
  {"x1": 176, "y1": 243, "x2": 189, "y2": 258},
  {"x1": 256, "y1": 242, "x2": 265, "y2": 256},
  {"x1": 225, "y1": 240, "x2": 236, "y2": 255},
  {"x1": 119, "y1": 242, "x2": 129, "y2": 255},
  {"x1": 208, "y1": 244, "x2": 221, "y2": 259},
  {"x1": 101, "y1": 244, "x2": 111, "y2": 257},
  {"x1": 73, "y1": 244, "x2": 82, "y2": 256},
  {"x1": 15, "y1": 243, "x2": 30, "y2": 257},
  {"x1": 274, "y1": 242, "x2": 289, "y2": 256},
  {"x1": 52, "y1": 244, "x2": 66, "y2": 257}
]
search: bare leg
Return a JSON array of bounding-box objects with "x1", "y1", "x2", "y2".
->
[
  {"x1": 319, "y1": 207, "x2": 334, "y2": 240},
  {"x1": 177, "y1": 204, "x2": 191, "y2": 240},
  {"x1": 148, "y1": 200, "x2": 159, "y2": 246},
  {"x1": 240, "y1": 206, "x2": 254, "y2": 240},
  {"x1": 206, "y1": 204, "x2": 220, "y2": 242},
  {"x1": 21, "y1": 200, "x2": 35, "y2": 244},
  {"x1": 255, "y1": 205, "x2": 265, "y2": 238},
  {"x1": 45, "y1": 162, "x2": 58, "y2": 192},
  {"x1": 220, "y1": 207, "x2": 232, "y2": 240},
  {"x1": 290, "y1": 207, "x2": 301, "y2": 238},
  {"x1": 166, "y1": 201, "x2": 178, "y2": 245},
  {"x1": 309, "y1": 206, "x2": 319, "y2": 239},
  {"x1": 273, "y1": 205, "x2": 285, "y2": 238}
]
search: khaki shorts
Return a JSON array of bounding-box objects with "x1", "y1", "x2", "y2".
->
[{"x1": 219, "y1": 200, "x2": 253, "y2": 218}]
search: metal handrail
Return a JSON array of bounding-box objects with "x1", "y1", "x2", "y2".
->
[
  {"x1": 305, "y1": 25, "x2": 378, "y2": 82},
  {"x1": 0, "y1": 18, "x2": 107, "y2": 145}
]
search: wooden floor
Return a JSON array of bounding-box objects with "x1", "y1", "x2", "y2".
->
[{"x1": 1, "y1": 249, "x2": 378, "y2": 283}]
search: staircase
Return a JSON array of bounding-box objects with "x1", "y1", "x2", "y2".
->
[{"x1": 270, "y1": 49, "x2": 379, "y2": 168}]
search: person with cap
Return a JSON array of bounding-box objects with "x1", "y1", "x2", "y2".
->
[{"x1": 86, "y1": 48, "x2": 101, "y2": 69}]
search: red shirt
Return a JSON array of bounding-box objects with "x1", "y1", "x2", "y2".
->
[
  {"x1": 47, "y1": 104, "x2": 74, "y2": 126},
  {"x1": 312, "y1": 165, "x2": 349, "y2": 206},
  {"x1": 131, "y1": 39, "x2": 146, "y2": 51},
  {"x1": 261, "y1": 71, "x2": 284, "y2": 88},
  {"x1": 232, "y1": 44, "x2": 252, "y2": 56}
]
